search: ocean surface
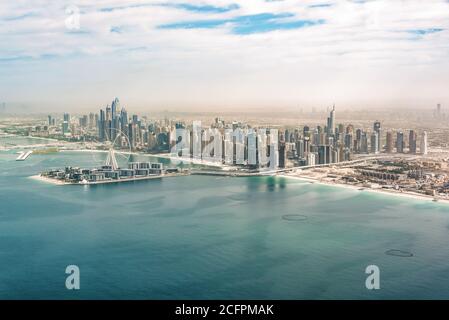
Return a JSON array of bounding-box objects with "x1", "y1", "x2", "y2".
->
[{"x1": 2, "y1": 136, "x2": 449, "y2": 299}]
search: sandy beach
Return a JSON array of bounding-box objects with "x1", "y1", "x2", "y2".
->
[
  {"x1": 29, "y1": 175, "x2": 70, "y2": 185},
  {"x1": 280, "y1": 174, "x2": 449, "y2": 204}
]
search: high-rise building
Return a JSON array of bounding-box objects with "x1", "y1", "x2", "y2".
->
[
  {"x1": 361, "y1": 132, "x2": 368, "y2": 153},
  {"x1": 409, "y1": 130, "x2": 417, "y2": 154},
  {"x1": 62, "y1": 113, "x2": 70, "y2": 135},
  {"x1": 111, "y1": 97, "x2": 120, "y2": 120},
  {"x1": 120, "y1": 108, "x2": 128, "y2": 136},
  {"x1": 99, "y1": 109, "x2": 106, "y2": 141},
  {"x1": 318, "y1": 145, "x2": 331, "y2": 164},
  {"x1": 370, "y1": 132, "x2": 379, "y2": 154},
  {"x1": 62, "y1": 121, "x2": 69, "y2": 135},
  {"x1": 344, "y1": 133, "x2": 353, "y2": 150},
  {"x1": 306, "y1": 152, "x2": 316, "y2": 166},
  {"x1": 79, "y1": 115, "x2": 88, "y2": 128},
  {"x1": 386, "y1": 131, "x2": 394, "y2": 153},
  {"x1": 421, "y1": 131, "x2": 428, "y2": 155},
  {"x1": 296, "y1": 139, "x2": 305, "y2": 158},
  {"x1": 106, "y1": 105, "x2": 111, "y2": 121},
  {"x1": 278, "y1": 142, "x2": 286, "y2": 168},
  {"x1": 89, "y1": 113, "x2": 95, "y2": 129},
  {"x1": 373, "y1": 121, "x2": 381, "y2": 152},
  {"x1": 396, "y1": 131, "x2": 404, "y2": 153},
  {"x1": 303, "y1": 126, "x2": 310, "y2": 137},
  {"x1": 327, "y1": 105, "x2": 335, "y2": 135}
]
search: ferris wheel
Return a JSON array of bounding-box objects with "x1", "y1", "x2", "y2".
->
[{"x1": 85, "y1": 127, "x2": 132, "y2": 170}]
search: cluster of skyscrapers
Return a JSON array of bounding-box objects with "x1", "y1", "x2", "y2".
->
[{"x1": 46, "y1": 99, "x2": 429, "y2": 169}]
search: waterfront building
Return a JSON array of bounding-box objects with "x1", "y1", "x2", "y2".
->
[
  {"x1": 296, "y1": 140, "x2": 304, "y2": 158},
  {"x1": 223, "y1": 132, "x2": 233, "y2": 165},
  {"x1": 62, "y1": 121, "x2": 69, "y2": 135},
  {"x1": 409, "y1": 130, "x2": 417, "y2": 154},
  {"x1": 303, "y1": 136, "x2": 310, "y2": 156},
  {"x1": 421, "y1": 131, "x2": 428, "y2": 155},
  {"x1": 111, "y1": 97, "x2": 120, "y2": 121},
  {"x1": 355, "y1": 129, "x2": 362, "y2": 153},
  {"x1": 99, "y1": 109, "x2": 106, "y2": 141},
  {"x1": 386, "y1": 131, "x2": 394, "y2": 153},
  {"x1": 360, "y1": 132, "x2": 368, "y2": 153},
  {"x1": 374, "y1": 121, "x2": 381, "y2": 151},
  {"x1": 396, "y1": 131, "x2": 404, "y2": 153},
  {"x1": 370, "y1": 132, "x2": 379, "y2": 154},
  {"x1": 345, "y1": 133, "x2": 353, "y2": 150},
  {"x1": 332, "y1": 149, "x2": 339, "y2": 163},
  {"x1": 120, "y1": 108, "x2": 128, "y2": 136},
  {"x1": 317, "y1": 145, "x2": 330, "y2": 164},
  {"x1": 307, "y1": 152, "x2": 316, "y2": 166},
  {"x1": 278, "y1": 143, "x2": 286, "y2": 168}
]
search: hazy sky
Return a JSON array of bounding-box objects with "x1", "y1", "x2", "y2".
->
[{"x1": 1, "y1": 0, "x2": 449, "y2": 113}]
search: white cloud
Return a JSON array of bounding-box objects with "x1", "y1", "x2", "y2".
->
[{"x1": 0, "y1": 0, "x2": 449, "y2": 111}]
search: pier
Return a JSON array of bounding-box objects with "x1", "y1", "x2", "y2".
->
[{"x1": 16, "y1": 151, "x2": 33, "y2": 161}]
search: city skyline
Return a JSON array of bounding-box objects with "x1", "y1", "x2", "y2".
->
[{"x1": 1, "y1": 0, "x2": 449, "y2": 112}]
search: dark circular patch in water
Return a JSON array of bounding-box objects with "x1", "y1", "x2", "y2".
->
[
  {"x1": 385, "y1": 249, "x2": 413, "y2": 257},
  {"x1": 282, "y1": 214, "x2": 308, "y2": 221}
]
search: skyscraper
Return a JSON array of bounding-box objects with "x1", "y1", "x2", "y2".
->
[
  {"x1": 120, "y1": 108, "x2": 128, "y2": 136},
  {"x1": 89, "y1": 113, "x2": 95, "y2": 129},
  {"x1": 373, "y1": 121, "x2": 381, "y2": 152},
  {"x1": 396, "y1": 131, "x2": 404, "y2": 153},
  {"x1": 409, "y1": 130, "x2": 417, "y2": 154},
  {"x1": 421, "y1": 131, "x2": 428, "y2": 155},
  {"x1": 370, "y1": 132, "x2": 379, "y2": 154},
  {"x1": 318, "y1": 145, "x2": 331, "y2": 164},
  {"x1": 361, "y1": 132, "x2": 368, "y2": 153},
  {"x1": 306, "y1": 153, "x2": 316, "y2": 166},
  {"x1": 111, "y1": 97, "x2": 120, "y2": 121},
  {"x1": 327, "y1": 105, "x2": 335, "y2": 136},
  {"x1": 99, "y1": 109, "x2": 106, "y2": 141},
  {"x1": 386, "y1": 131, "x2": 394, "y2": 153},
  {"x1": 62, "y1": 113, "x2": 70, "y2": 135}
]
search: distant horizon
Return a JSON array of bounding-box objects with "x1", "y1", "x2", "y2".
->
[{"x1": 0, "y1": 100, "x2": 446, "y2": 117}]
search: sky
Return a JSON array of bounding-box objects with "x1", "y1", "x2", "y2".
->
[{"x1": 1, "y1": 0, "x2": 449, "y2": 113}]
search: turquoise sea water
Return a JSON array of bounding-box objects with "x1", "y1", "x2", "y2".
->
[{"x1": 2, "y1": 138, "x2": 449, "y2": 299}]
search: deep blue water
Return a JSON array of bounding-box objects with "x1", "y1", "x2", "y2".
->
[{"x1": 2, "y1": 141, "x2": 449, "y2": 299}]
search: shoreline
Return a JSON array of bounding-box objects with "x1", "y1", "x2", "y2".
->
[
  {"x1": 146, "y1": 153, "x2": 233, "y2": 169},
  {"x1": 29, "y1": 174, "x2": 70, "y2": 185},
  {"x1": 279, "y1": 174, "x2": 449, "y2": 204},
  {"x1": 0, "y1": 133, "x2": 60, "y2": 142},
  {"x1": 29, "y1": 172, "x2": 188, "y2": 186},
  {"x1": 25, "y1": 148, "x2": 449, "y2": 204}
]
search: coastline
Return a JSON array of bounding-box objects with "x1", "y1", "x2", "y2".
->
[
  {"x1": 279, "y1": 174, "x2": 449, "y2": 204},
  {"x1": 24, "y1": 147, "x2": 449, "y2": 204},
  {"x1": 29, "y1": 172, "x2": 188, "y2": 186},
  {"x1": 0, "y1": 133, "x2": 60, "y2": 142},
  {"x1": 152, "y1": 153, "x2": 232, "y2": 169},
  {"x1": 29, "y1": 174, "x2": 70, "y2": 185}
]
